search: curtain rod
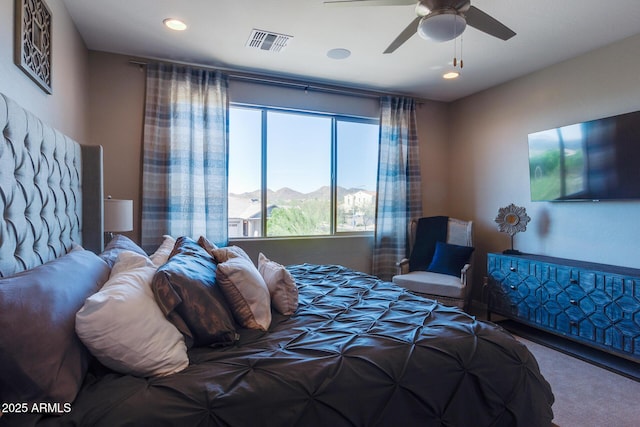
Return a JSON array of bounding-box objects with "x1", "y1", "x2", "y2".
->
[{"x1": 128, "y1": 58, "x2": 419, "y2": 101}]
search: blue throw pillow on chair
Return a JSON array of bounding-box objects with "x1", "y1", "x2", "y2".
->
[{"x1": 426, "y1": 242, "x2": 474, "y2": 277}]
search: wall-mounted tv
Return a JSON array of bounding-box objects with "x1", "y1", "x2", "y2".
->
[{"x1": 528, "y1": 110, "x2": 640, "y2": 201}]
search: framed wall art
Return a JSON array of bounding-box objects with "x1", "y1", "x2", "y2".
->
[{"x1": 14, "y1": 0, "x2": 52, "y2": 94}]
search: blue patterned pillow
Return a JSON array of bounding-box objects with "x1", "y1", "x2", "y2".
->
[{"x1": 427, "y1": 242, "x2": 474, "y2": 277}]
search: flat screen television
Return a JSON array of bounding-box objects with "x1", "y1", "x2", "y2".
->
[{"x1": 528, "y1": 110, "x2": 640, "y2": 201}]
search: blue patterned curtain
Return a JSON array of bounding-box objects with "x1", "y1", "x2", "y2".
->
[
  {"x1": 373, "y1": 96, "x2": 422, "y2": 281},
  {"x1": 141, "y1": 63, "x2": 229, "y2": 252}
]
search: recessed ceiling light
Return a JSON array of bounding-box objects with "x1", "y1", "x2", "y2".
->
[
  {"x1": 163, "y1": 18, "x2": 187, "y2": 31},
  {"x1": 443, "y1": 71, "x2": 460, "y2": 79},
  {"x1": 327, "y1": 48, "x2": 351, "y2": 60}
]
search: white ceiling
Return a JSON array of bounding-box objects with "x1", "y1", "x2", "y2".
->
[{"x1": 62, "y1": 0, "x2": 640, "y2": 102}]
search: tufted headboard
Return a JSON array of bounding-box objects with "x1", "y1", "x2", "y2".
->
[{"x1": 0, "y1": 93, "x2": 104, "y2": 277}]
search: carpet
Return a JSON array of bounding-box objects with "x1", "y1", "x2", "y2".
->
[
  {"x1": 515, "y1": 335, "x2": 640, "y2": 427},
  {"x1": 497, "y1": 319, "x2": 639, "y2": 381}
]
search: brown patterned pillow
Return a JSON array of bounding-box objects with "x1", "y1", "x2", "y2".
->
[
  {"x1": 209, "y1": 245, "x2": 252, "y2": 263},
  {"x1": 152, "y1": 236, "x2": 238, "y2": 348},
  {"x1": 217, "y1": 256, "x2": 272, "y2": 331},
  {"x1": 196, "y1": 235, "x2": 218, "y2": 254}
]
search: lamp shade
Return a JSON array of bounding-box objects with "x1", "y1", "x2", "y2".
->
[
  {"x1": 104, "y1": 198, "x2": 133, "y2": 232},
  {"x1": 417, "y1": 10, "x2": 466, "y2": 42}
]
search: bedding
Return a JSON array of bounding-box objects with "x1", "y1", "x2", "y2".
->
[{"x1": 2, "y1": 262, "x2": 554, "y2": 427}]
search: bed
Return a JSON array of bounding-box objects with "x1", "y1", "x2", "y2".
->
[{"x1": 0, "y1": 92, "x2": 554, "y2": 427}]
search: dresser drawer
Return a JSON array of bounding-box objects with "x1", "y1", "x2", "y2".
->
[
  {"x1": 487, "y1": 253, "x2": 640, "y2": 361},
  {"x1": 487, "y1": 256, "x2": 537, "y2": 321}
]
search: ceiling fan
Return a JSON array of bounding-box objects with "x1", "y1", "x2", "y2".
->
[{"x1": 324, "y1": 0, "x2": 516, "y2": 54}]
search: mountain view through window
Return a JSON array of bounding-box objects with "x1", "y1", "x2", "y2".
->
[{"x1": 228, "y1": 106, "x2": 379, "y2": 238}]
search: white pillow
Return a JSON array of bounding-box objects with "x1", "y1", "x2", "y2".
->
[
  {"x1": 149, "y1": 235, "x2": 176, "y2": 267},
  {"x1": 257, "y1": 253, "x2": 299, "y2": 316},
  {"x1": 216, "y1": 256, "x2": 272, "y2": 331},
  {"x1": 75, "y1": 251, "x2": 188, "y2": 377}
]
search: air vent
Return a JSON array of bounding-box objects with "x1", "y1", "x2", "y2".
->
[{"x1": 246, "y1": 29, "x2": 292, "y2": 52}]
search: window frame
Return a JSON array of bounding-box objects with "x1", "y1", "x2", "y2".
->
[{"x1": 229, "y1": 103, "x2": 379, "y2": 238}]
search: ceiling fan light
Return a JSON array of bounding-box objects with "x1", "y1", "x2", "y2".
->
[
  {"x1": 443, "y1": 71, "x2": 460, "y2": 79},
  {"x1": 417, "y1": 10, "x2": 466, "y2": 42},
  {"x1": 163, "y1": 18, "x2": 187, "y2": 31}
]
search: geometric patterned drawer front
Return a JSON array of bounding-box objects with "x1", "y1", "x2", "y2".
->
[
  {"x1": 487, "y1": 256, "x2": 536, "y2": 320},
  {"x1": 488, "y1": 253, "x2": 640, "y2": 362}
]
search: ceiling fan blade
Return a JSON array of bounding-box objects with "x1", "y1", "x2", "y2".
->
[
  {"x1": 383, "y1": 16, "x2": 421, "y2": 54},
  {"x1": 464, "y1": 5, "x2": 516, "y2": 40},
  {"x1": 324, "y1": 0, "x2": 416, "y2": 6}
]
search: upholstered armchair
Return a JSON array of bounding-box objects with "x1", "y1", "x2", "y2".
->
[{"x1": 392, "y1": 216, "x2": 474, "y2": 310}]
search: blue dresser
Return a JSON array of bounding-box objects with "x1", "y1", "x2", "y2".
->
[{"x1": 487, "y1": 253, "x2": 640, "y2": 362}]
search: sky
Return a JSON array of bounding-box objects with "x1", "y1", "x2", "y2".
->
[{"x1": 229, "y1": 107, "x2": 379, "y2": 195}]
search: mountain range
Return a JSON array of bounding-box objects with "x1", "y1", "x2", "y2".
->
[{"x1": 230, "y1": 186, "x2": 375, "y2": 202}]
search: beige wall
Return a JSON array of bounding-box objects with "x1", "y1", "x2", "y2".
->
[
  {"x1": 238, "y1": 235, "x2": 374, "y2": 273},
  {"x1": 417, "y1": 100, "x2": 450, "y2": 216},
  {"x1": 448, "y1": 34, "x2": 640, "y2": 300},
  {"x1": 0, "y1": 0, "x2": 89, "y2": 142},
  {"x1": 88, "y1": 52, "x2": 146, "y2": 241}
]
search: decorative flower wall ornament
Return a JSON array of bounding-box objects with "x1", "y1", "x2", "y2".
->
[
  {"x1": 495, "y1": 204, "x2": 531, "y2": 236},
  {"x1": 495, "y1": 203, "x2": 531, "y2": 254}
]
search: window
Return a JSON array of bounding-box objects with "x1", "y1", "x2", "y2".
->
[{"x1": 228, "y1": 105, "x2": 379, "y2": 238}]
